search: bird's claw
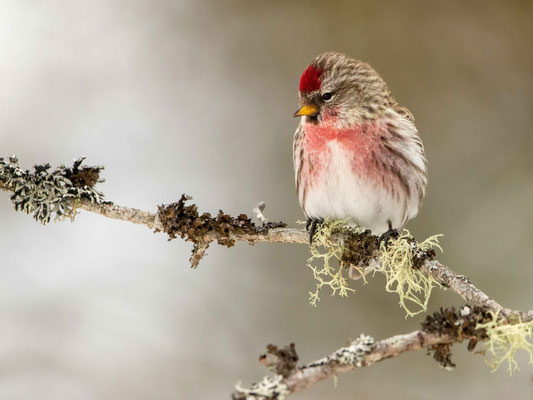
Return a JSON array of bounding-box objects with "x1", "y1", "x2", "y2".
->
[
  {"x1": 306, "y1": 218, "x2": 324, "y2": 244},
  {"x1": 378, "y1": 228, "x2": 399, "y2": 249}
]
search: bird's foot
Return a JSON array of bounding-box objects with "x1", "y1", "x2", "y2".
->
[
  {"x1": 378, "y1": 228, "x2": 399, "y2": 249},
  {"x1": 306, "y1": 218, "x2": 324, "y2": 245}
]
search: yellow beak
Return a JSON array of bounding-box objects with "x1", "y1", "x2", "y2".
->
[{"x1": 293, "y1": 104, "x2": 318, "y2": 117}]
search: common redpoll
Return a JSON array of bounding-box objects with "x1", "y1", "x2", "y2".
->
[{"x1": 293, "y1": 52, "x2": 427, "y2": 243}]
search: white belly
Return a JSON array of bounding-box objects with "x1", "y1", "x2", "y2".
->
[{"x1": 303, "y1": 141, "x2": 408, "y2": 235}]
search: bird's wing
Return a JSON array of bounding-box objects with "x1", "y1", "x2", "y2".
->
[{"x1": 392, "y1": 102, "x2": 415, "y2": 123}]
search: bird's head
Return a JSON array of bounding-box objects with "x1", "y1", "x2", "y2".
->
[{"x1": 294, "y1": 52, "x2": 392, "y2": 126}]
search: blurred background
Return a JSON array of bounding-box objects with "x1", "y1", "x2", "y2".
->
[{"x1": 1, "y1": 1, "x2": 532, "y2": 399}]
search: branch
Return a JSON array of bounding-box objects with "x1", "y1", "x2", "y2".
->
[
  {"x1": 48, "y1": 202, "x2": 533, "y2": 319},
  {"x1": 89, "y1": 200, "x2": 532, "y2": 320},
  {"x1": 0, "y1": 155, "x2": 531, "y2": 320},
  {"x1": 2, "y1": 156, "x2": 533, "y2": 399},
  {"x1": 68, "y1": 205, "x2": 533, "y2": 319},
  {"x1": 78, "y1": 200, "x2": 164, "y2": 230},
  {"x1": 232, "y1": 330, "x2": 453, "y2": 399},
  {"x1": 232, "y1": 305, "x2": 527, "y2": 399}
]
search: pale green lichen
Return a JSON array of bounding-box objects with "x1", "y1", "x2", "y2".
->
[
  {"x1": 0, "y1": 155, "x2": 104, "y2": 224},
  {"x1": 305, "y1": 221, "x2": 443, "y2": 312},
  {"x1": 378, "y1": 229, "x2": 443, "y2": 317},
  {"x1": 476, "y1": 312, "x2": 533, "y2": 374},
  {"x1": 306, "y1": 219, "x2": 364, "y2": 306}
]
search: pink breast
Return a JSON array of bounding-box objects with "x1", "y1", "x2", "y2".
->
[{"x1": 302, "y1": 120, "x2": 383, "y2": 180}]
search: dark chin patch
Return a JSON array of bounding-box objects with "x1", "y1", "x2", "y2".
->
[
  {"x1": 299, "y1": 65, "x2": 322, "y2": 92},
  {"x1": 306, "y1": 115, "x2": 319, "y2": 124}
]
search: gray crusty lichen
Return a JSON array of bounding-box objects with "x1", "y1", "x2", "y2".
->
[
  {"x1": 233, "y1": 343, "x2": 296, "y2": 399},
  {"x1": 0, "y1": 155, "x2": 104, "y2": 224},
  {"x1": 307, "y1": 333, "x2": 375, "y2": 369},
  {"x1": 333, "y1": 333, "x2": 375, "y2": 367},
  {"x1": 233, "y1": 375, "x2": 290, "y2": 400},
  {"x1": 233, "y1": 335, "x2": 374, "y2": 400}
]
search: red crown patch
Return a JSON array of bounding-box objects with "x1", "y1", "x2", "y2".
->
[{"x1": 299, "y1": 65, "x2": 323, "y2": 92}]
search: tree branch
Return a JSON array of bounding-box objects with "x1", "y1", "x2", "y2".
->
[
  {"x1": 232, "y1": 330, "x2": 453, "y2": 399},
  {"x1": 78, "y1": 200, "x2": 164, "y2": 230},
  {"x1": 232, "y1": 305, "x2": 526, "y2": 399},
  {"x1": 73, "y1": 199, "x2": 533, "y2": 322},
  {"x1": 0, "y1": 156, "x2": 531, "y2": 320},
  {"x1": 2, "y1": 156, "x2": 532, "y2": 399}
]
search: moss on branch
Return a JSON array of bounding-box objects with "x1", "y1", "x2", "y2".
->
[
  {"x1": 156, "y1": 194, "x2": 286, "y2": 267},
  {"x1": 419, "y1": 305, "x2": 533, "y2": 372}
]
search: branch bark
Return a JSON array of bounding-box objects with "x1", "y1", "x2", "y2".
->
[
  {"x1": 75, "y1": 198, "x2": 532, "y2": 322},
  {"x1": 1, "y1": 161, "x2": 531, "y2": 320},
  {"x1": 232, "y1": 330, "x2": 453, "y2": 399},
  {"x1": 2, "y1": 156, "x2": 532, "y2": 399}
]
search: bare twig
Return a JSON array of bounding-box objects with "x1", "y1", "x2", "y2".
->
[{"x1": 78, "y1": 200, "x2": 164, "y2": 230}]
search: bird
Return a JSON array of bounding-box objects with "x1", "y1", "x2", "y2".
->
[{"x1": 293, "y1": 52, "x2": 427, "y2": 245}]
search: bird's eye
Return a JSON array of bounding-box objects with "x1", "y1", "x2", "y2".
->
[{"x1": 322, "y1": 92, "x2": 333, "y2": 101}]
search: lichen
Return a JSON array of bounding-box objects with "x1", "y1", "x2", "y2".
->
[
  {"x1": 157, "y1": 195, "x2": 286, "y2": 268},
  {"x1": 306, "y1": 219, "x2": 362, "y2": 306},
  {"x1": 339, "y1": 228, "x2": 380, "y2": 268},
  {"x1": 305, "y1": 333, "x2": 375, "y2": 372},
  {"x1": 423, "y1": 307, "x2": 533, "y2": 373},
  {"x1": 259, "y1": 343, "x2": 299, "y2": 377},
  {"x1": 0, "y1": 155, "x2": 104, "y2": 224},
  {"x1": 378, "y1": 229, "x2": 443, "y2": 317},
  {"x1": 305, "y1": 222, "x2": 443, "y2": 311},
  {"x1": 422, "y1": 305, "x2": 493, "y2": 369},
  {"x1": 233, "y1": 375, "x2": 289, "y2": 400},
  {"x1": 476, "y1": 312, "x2": 533, "y2": 374},
  {"x1": 429, "y1": 343, "x2": 456, "y2": 370},
  {"x1": 334, "y1": 334, "x2": 375, "y2": 367}
]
